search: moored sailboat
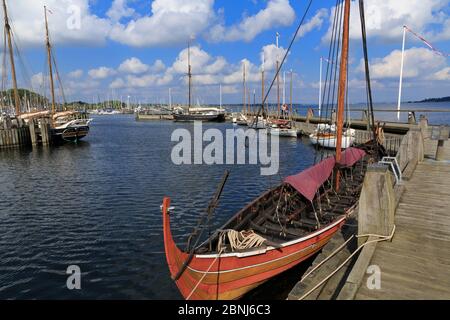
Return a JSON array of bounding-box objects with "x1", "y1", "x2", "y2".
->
[
  {"x1": 309, "y1": 124, "x2": 355, "y2": 149},
  {"x1": 42, "y1": 6, "x2": 91, "y2": 143},
  {"x1": 173, "y1": 42, "x2": 226, "y2": 123}
]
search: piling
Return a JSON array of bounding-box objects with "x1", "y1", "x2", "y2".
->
[
  {"x1": 39, "y1": 118, "x2": 51, "y2": 145},
  {"x1": 357, "y1": 165, "x2": 396, "y2": 246},
  {"x1": 29, "y1": 119, "x2": 37, "y2": 146}
]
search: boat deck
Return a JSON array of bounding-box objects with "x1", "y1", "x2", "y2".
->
[{"x1": 355, "y1": 139, "x2": 450, "y2": 299}]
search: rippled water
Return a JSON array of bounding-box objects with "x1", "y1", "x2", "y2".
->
[{"x1": 0, "y1": 115, "x2": 317, "y2": 299}]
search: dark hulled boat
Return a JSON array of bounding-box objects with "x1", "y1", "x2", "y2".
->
[{"x1": 173, "y1": 108, "x2": 226, "y2": 122}]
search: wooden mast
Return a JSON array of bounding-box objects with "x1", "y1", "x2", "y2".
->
[
  {"x1": 44, "y1": 6, "x2": 56, "y2": 122},
  {"x1": 187, "y1": 41, "x2": 192, "y2": 112},
  {"x1": 2, "y1": 0, "x2": 20, "y2": 116},
  {"x1": 335, "y1": 0, "x2": 351, "y2": 190},
  {"x1": 276, "y1": 32, "x2": 280, "y2": 118}
]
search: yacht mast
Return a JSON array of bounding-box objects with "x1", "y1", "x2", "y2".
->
[
  {"x1": 335, "y1": 0, "x2": 351, "y2": 190},
  {"x1": 261, "y1": 53, "x2": 265, "y2": 117},
  {"x1": 44, "y1": 6, "x2": 56, "y2": 119},
  {"x1": 188, "y1": 41, "x2": 192, "y2": 112},
  {"x1": 2, "y1": 0, "x2": 20, "y2": 116}
]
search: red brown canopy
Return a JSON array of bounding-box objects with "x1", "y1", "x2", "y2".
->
[
  {"x1": 284, "y1": 147, "x2": 366, "y2": 202},
  {"x1": 339, "y1": 147, "x2": 366, "y2": 167},
  {"x1": 284, "y1": 157, "x2": 336, "y2": 202}
]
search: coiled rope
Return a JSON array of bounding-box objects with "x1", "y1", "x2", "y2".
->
[{"x1": 217, "y1": 229, "x2": 267, "y2": 252}]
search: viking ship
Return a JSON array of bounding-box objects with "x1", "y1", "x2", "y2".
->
[
  {"x1": 162, "y1": 0, "x2": 379, "y2": 300},
  {"x1": 163, "y1": 146, "x2": 374, "y2": 300}
]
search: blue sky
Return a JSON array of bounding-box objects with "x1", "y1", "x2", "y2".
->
[{"x1": 2, "y1": 0, "x2": 450, "y2": 104}]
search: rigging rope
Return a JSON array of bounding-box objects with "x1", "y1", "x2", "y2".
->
[
  {"x1": 252, "y1": 0, "x2": 314, "y2": 124},
  {"x1": 404, "y1": 25, "x2": 450, "y2": 57},
  {"x1": 186, "y1": 247, "x2": 225, "y2": 301}
]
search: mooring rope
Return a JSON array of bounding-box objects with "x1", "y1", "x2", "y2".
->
[
  {"x1": 300, "y1": 234, "x2": 355, "y2": 283},
  {"x1": 297, "y1": 225, "x2": 396, "y2": 300},
  {"x1": 186, "y1": 247, "x2": 225, "y2": 301}
]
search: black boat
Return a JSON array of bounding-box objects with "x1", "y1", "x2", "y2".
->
[
  {"x1": 173, "y1": 41, "x2": 226, "y2": 123},
  {"x1": 51, "y1": 111, "x2": 92, "y2": 143},
  {"x1": 173, "y1": 108, "x2": 226, "y2": 122}
]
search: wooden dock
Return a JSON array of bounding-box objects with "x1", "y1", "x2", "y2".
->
[
  {"x1": 288, "y1": 122, "x2": 450, "y2": 300},
  {"x1": 354, "y1": 140, "x2": 450, "y2": 300}
]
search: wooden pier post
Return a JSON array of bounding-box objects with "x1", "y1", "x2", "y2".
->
[
  {"x1": 39, "y1": 118, "x2": 51, "y2": 145},
  {"x1": 358, "y1": 164, "x2": 396, "y2": 246},
  {"x1": 29, "y1": 119, "x2": 37, "y2": 146},
  {"x1": 433, "y1": 126, "x2": 450, "y2": 161},
  {"x1": 408, "y1": 127, "x2": 424, "y2": 163}
]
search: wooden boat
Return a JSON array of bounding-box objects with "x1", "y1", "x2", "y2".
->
[
  {"x1": 269, "y1": 120, "x2": 298, "y2": 137},
  {"x1": 162, "y1": 147, "x2": 369, "y2": 300},
  {"x1": 163, "y1": 0, "x2": 376, "y2": 300}
]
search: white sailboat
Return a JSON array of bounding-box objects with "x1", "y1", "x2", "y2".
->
[{"x1": 309, "y1": 124, "x2": 355, "y2": 149}]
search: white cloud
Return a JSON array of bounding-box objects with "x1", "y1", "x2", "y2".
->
[
  {"x1": 364, "y1": 47, "x2": 447, "y2": 79},
  {"x1": 429, "y1": 67, "x2": 450, "y2": 81},
  {"x1": 106, "y1": 0, "x2": 135, "y2": 22},
  {"x1": 297, "y1": 8, "x2": 328, "y2": 39},
  {"x1": 110, "y1": 78, "x2": 126, "y2": 89},
  {"x1": 261, "y1": 44, "x2": 288, "y2": 71},
  {"x1": 118, "y1": 57, "x2": 150, "y2": 74},
  {"x1": 68, "y1": 69, "x2": 84, "y2": 79},
  {"x1": 168, "y1": 46, "x2": 225, "y2": 75},
  {"x1": 109, "y1": 0, "x2": 215, "y2": 47},
  {"x1": 323, "y1": 0, "x2": 450, "y2": 43},
  {"x1": 151, "y1": 60, "x2": 166, "y2": 73},
  {"x1": 88, "y1": 67, "x2": 117, "y2": 79},
  {"x1": 208, "y1": 0, "x2": 295, "y2": 42},
  {"x1": 220, "y1": 85, "x2": 239, "y2": 94},
  {"x1": 6, "y1": 0, "x2": 111, "y2": 47},
  {"x1": 31, "y1": 73, "x2": 45, "y2": 89}
]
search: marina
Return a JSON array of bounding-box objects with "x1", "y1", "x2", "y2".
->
[{"x1": 0, "y1": 0, "x2": 450, "y2": 305}]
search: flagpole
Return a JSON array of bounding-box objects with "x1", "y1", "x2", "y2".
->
[{"x1": 397, "y1": 25, "x2": 406, "y2": 122}]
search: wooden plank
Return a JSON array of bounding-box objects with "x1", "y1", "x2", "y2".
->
[{"x1": 355, "y1": 154, "x2": 450, "y2": 300}]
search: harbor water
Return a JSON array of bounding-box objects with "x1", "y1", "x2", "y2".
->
[
  {"x1": 0, "y1": 115, "x2": 316, "y2": 299},
  {"x1": 1, "y1": 102, "x2": 449, "y2": 299}
]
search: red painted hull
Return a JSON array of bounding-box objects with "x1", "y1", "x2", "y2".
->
[{"x1": 162, "y1": 197, "x2": 347, "y2": 300}]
